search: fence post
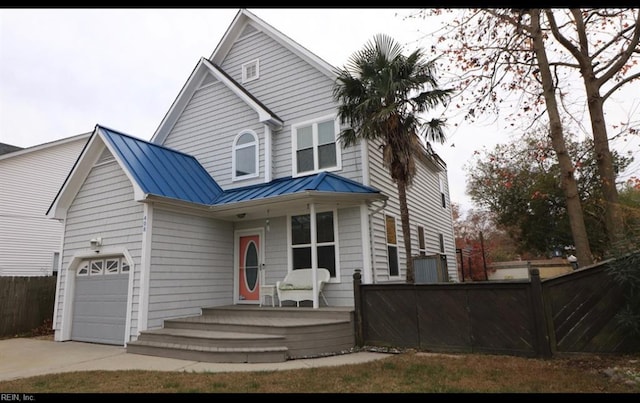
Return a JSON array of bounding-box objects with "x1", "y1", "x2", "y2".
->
[
  {"x1": 353, "y1": 269, "x2": 364, "y2": 347},
  {"x1": 529, "y1": 267, "x2": 552, "y2": 358}
]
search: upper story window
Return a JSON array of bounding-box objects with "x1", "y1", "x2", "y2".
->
[
  {"x1": 232, "y1": 130, "x2": 259, "y2": 181},
  {"x1": 242, "y1": 59, "x2": 259, "y2": 83},
  {"x1": 292, "y1": 116, "x2": 341, "y2": 176},
  {"x1": 417, "y1": 225, "x2": 426, "y2": 256},
  {"x1": 439, "y1": 177, "x2": 446, "y2": 208}
]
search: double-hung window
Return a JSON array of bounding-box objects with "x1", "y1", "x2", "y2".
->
[
  {"x1": 292, "y1": 116, "x2": 340, "y2": 176},
  {"x1": 290, "y1": 211, "x2": 337, "y2": 278},
  {"x1": 385, "y1": 215, "x2": 399, "y2": 277},
  {"x1": 417, "y1": 225, "x2": 426, "y2": 256},
  {"x1": 232, "y1": 130, "x2": 258, "y2": 180}
]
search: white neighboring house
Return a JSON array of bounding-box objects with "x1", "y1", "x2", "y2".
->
[{"x1": 0, "y1": 133, "x2": 90, "y2": 276}]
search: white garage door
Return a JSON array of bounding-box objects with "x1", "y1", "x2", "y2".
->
[{"x1": 72, "y1": 257, "x2": 129, "y2": 345}]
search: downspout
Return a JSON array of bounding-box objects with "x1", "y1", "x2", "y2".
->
[{"x1": 368, "y1": 198, "x2": 387, "y2": 284}]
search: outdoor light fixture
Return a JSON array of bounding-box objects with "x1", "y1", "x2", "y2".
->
[{"x1": 89, "y1": 237, "x2": 102, "y2": 250}]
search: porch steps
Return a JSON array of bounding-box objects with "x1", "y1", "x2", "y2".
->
[{"x1": 126, "y1": 305, "x2": 356, "y2": 363}]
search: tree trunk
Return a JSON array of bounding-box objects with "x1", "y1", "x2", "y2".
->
[
  {"x1": 397, "y1": 179, "x2": 414, "y2": 283},
  {"x1": 531, "y1": 10, "x2": 594, "y2": 266},
  {"x1": 583, "y1": 80, "x2": 625, "y2": 252}
]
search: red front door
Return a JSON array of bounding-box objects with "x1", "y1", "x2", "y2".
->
[{"x1": 238, "y1": 233, "x2": 260, "y2": 303}]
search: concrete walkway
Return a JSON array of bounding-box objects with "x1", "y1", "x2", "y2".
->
[{"x1": 0, "y1": 337, "x2": 393, "y2": 382}]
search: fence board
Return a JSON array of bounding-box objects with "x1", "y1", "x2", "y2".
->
[
  {"x1": 0, "y1": 276, "x2": 56, "y2": 338},
  {"x1": 355, "y1": 256, "x2": 640, "y2": 357}
]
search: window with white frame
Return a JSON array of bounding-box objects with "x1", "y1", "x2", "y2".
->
[
  {"x1": 90, "y1": 260, "x2": 104, "y2": 275},
  {"x1": 52, "y1": 252, "x2": 60, "y2": 274},
  {"x1": 439, "y1": 233, "x2": 445, "y2": 254},
  {"x1": 417, "y1": 225, "x2": 426, "y2": 256},
  {"x1": 439, "y1": 177, "x2": 446, "y2": 208},
  {"x1": 105, "y1": 258, "x2": 120, "y2": 274},
  {"x1": 232, "y1": 130, "x2": 259, "y2": 180},
  {"x1": 242, "y1": 59, "x2": 259, "y2": 83},
  {"x1": 290, "y1": 210, "x2": 337, "y2": 278},
  {"x1": 385, "y1": 215, "x2": 399, "y2": 277},
  {"x1": 77, "y1": 257, "x2": 130, "y2": 277},
  {"x1": 292, "y1": 116, "x2": 340, "y2": 176}
]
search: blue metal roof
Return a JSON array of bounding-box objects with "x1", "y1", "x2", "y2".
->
[
  {"x1": 212, "y1": 171, "x2": 381, "y2": 205},
  {"x1": 99, "y1": 126, "x2": 223, "y2": 204},
  {"x1": 99, "y1": 126, "x2": 380, "y2": 207}
]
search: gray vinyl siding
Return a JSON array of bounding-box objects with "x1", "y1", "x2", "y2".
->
[
  {"x1": 333, "y1": 207, "x2": 364, "y2": 306},
  {"x1": 368, "y1": 139, "x2": 403, "y2": 283},
  {"x1": 162, "y1": 27, "x2": 363, "y2": 188},
  {"x1": 0, "y1": 137, "x2": 86, "y2": 276},
  {"x1": 407, "y1": 162, "x2": 459, "y2": 282},
  {"x1": 162, "y1": 80, "x2": 266, "y2": 189},
  {"x1": 54, "y1": 159, "x2": 144, "y2": 338},
  {"x1": 367, "y1": 139, "x2": 458, "y2": 283},
  {"x1": 223, "y1": 28, "x2": 362, "y2": 182},
  {"x1": 147, "y1": 208, "x2": 233, "y2": 329}
]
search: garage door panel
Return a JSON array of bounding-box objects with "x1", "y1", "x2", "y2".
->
[{"x1": 72, "y1": 267, "x2": 128, "y2": 346}]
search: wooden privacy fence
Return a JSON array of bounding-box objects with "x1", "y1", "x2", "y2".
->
[
  {"x1": 353, "y1": 259, "x2": 639, "y2": 357},
  {"x1": 0, "y1": 276, "x2": 56, "y2": 338}
]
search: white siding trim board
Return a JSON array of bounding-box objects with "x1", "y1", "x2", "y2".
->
[{"x1": 138, "y1": 203, "x2": 153, "y2": 334}]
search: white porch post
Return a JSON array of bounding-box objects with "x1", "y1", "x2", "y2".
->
[{"x1": 310, "y1": 202, "x2": 318, "y2": 309}]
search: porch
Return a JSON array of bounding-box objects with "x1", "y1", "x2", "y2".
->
[{"x1": 126, "y1": 305, "x2": 356, "y2": 363}]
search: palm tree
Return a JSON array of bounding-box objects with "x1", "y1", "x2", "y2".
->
[{"x1": 333, "y1": 33, "x2": 453, "y2": 283}]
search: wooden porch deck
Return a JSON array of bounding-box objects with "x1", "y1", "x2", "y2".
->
[{"x1": 126, "y1": 305, "x2": 356, "y2": 363}]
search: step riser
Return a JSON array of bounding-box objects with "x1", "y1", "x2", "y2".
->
[
  {"x1": 127, "y1": 306, "x2": 356, "y2": 363},
  {"x1": 127, "y1": 344, "x2": 287, "y2": 363},
  {"x1": 136, "y1": 333, "x2": 287, "y2": 349},
  {"x1": 164, "y1": 320, "x2": 352, "y2": 335},
  {"x1": 201, "y1": 307, "x2": 353, "y2": 321}
]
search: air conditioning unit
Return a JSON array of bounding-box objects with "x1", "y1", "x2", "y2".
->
[{"x1": 413, "y1": 253, "x2": 449, "y2": 283}]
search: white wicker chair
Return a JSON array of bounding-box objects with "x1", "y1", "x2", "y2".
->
[{"x1": 276, "y1": 268, "x2": 330, "y2": 307}]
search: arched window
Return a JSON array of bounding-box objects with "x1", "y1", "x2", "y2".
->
[{"x1": 232, "y1": 130, "x2": 258, "y2": 180}]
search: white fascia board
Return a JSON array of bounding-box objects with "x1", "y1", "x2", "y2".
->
[{"x1": 210, "y1": 9, "x2": 337, "y2": 81}]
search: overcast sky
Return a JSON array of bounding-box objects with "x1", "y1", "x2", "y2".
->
[{"x1": 1, "y1": 8, "x2": 638, "y2": 213}]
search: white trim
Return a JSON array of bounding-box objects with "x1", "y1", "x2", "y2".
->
[
  {"x1": 310, "y1": 203, "x2": 318, "y2": 308},
  {"x1": 264, "y1": 125, "x2": 272, "y2": 183},
  {"x1": 231, "y1": 130, "x2": 260, "y2": 181},
  {"x1": 287, "y1": 207, "x2": 340, "y2": 285},
  {"x1": 56, "y1": 247, "x2": 135, "y2": 343},
  {"x1": 241, "y1": 58, "x2": 260, "y2": 83},
  {"x1": 138, "y1": 204, "x2": 153, "y2": 333},
  {"x1": 233, "y1": 228, "x2": 265, "y2": 305},
  {"x1": 360, "y1": 204, "x2": 372, "y2": 284},
  {"x1": 417, "y1": 225, "x2": 427, "y2": 256},
  {"x1": 151, "y1": 58, "x2": 283, "y2": 144},
  {"x1": 52, "y1": 218, "x2": 67, "y2": 335},
  {"x1": 291, "y1": 114, "x2": 342, "y2": 177},
  {"x1": 360, "y1": 139, "x2": 370, "y2": 186},
  {"x1": 210, "y1": 10, "x2": 337, "y2": 81}
]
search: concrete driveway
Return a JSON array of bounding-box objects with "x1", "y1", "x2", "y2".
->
[{"x1": 0, "y1": 337, "x2": 392, "y2": 382}]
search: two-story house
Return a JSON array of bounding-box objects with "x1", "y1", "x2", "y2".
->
[
  {"x1": 0, "y1": 133, "x2": 89, "y2": 277},
  {"x1": 46, "y1": 9, "x2": 457, "y2": 347}
]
